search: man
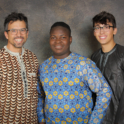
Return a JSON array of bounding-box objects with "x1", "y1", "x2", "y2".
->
[
  {"x1": 0, "y1": 12, "x2": 39, "y2": 123},
  {"x1": 37, "y1": 22, "x2": 112, "y2": 124},
  {"x1": 91, "y1": 11, "x2": 124, "y2": 124}
]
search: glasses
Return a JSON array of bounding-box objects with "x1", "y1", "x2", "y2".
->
[
  {"x1": 94, "y1": 25, "x2": 114, "y2": 33},
  {"x1": 6, "y1": 28, "x2": 28, "y2": 35}
]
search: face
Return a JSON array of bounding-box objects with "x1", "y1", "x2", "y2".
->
[
  {"x1": 4, "y1": 20, "x2": 29, "y2": 52},
  {"x1": 50, "y1": 26, "x2": 72, "y2": 59},
  {"x1": 94, "y1": 22, "x2": 117, "y2": 46}
]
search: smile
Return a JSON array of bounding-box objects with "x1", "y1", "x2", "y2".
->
[
  {"x1": 99, "y1": 36, "x2": 106, "y2": 39},
  {"x1": 55, "y1": 46, "x2": 62, "y2": 49},
  {"x1": 15, "y1": 38, "x2": 23, "y2": 43}
]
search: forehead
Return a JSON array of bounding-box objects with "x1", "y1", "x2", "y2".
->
[
  {"x1": 50, "y1": 26, "x2": 69, "y2": 35},
  {"x1": 8, "y1": 20, "x2": 26, "y2": 29},
  {"x1": 94, "y1": 21, "x2": 113, "y2": 27}
]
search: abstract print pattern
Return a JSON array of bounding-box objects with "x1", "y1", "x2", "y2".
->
[
  {"x1": 0, "y1": 47, "x2": 39, "y2": 124},
  {"x1": 37, "y1": 53, "x2": 112, "y2": 124}
]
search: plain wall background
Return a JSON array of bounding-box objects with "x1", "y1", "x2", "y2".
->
[{"x1": 0, "y1": 0, "x2": 124, "y2": 63}]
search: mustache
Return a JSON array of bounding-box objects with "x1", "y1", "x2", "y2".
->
[{"x1": 14, "y1": 36, "x2": 24, "y2": 39}]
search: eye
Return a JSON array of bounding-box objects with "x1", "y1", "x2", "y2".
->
[
  {"x1": 51, "y1": 36, "x2": 56, "y2": 40},
  {"x1": 21, "y1": 28, "x2": 26, "y2": 32},
  {"x1": 61, "y1": 37, "x2": 66, "y2": 39},
  {"x1": 94, "y1": 27, "x2": 99, "y2": 30},
  {"x1": 11, "y1": 29, "x2": 16, "y2": 32},
  {"x1": 104, "y1": 25, "x2": 109, "y2": 29}
]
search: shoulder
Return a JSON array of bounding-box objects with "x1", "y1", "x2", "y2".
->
[
  {"x1": 24, "y1": 48, "x2": 39, "y2": 64},
  {"x1": 116, "y1": 44, "x2": 124, "y2": 52},
  {"x1": 24, "y1": 48, "x2": 37, "y2": 58},
  {"x1": 91, "y1": 48, "x2": 101, "y2": 60},
  {"x1": 72, "y1": 52, "x2": 95, "y2": 65},
  {"x1": 39, "y1": 56, "x2": 52, "y2": 68},
  {"x1": 0, "y1": 47, "x2": 6, "y2": 56},
  {"x1": 114, "y1": 44, "x2": 124, "y2": 58},
  {"x1": 72, "y1": 52, "x2": 88, "y2": 60}
]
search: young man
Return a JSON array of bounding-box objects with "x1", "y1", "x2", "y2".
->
[
  {"x1": 91, "y1": 11, "x2": 124, "y2": 124},
  {"x1": 37, "y1": 22, "x2": 112, "y2": 124},
  {"x1": 0, "y1": 12, "x2": 39, "y2": 123}
]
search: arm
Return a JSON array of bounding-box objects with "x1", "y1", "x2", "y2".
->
[
  {"x1": 83, "y1": 60, "x2": 112, "y2": 124},
  {"x1": 0, "y1": 61, "x2": 2, "y2": 88},
  {"x1": 37, "y1": 67, "x2": 46, "y2": 123},
  {"x1": 114, "y1": 55, "x2": 124, "y2": 124},
  {"x1": 114, "y1": 89, "x2": 124, "y2": 124}
]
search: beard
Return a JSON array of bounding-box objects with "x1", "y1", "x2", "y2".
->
[{"x1": 12, "y1": 36, "x2": 25, "y2": 48}]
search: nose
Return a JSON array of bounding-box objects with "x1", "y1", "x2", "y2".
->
[
  {"x1": 100, "y1": 27, "x2": 104, "y2": 34},
  {"x1": 16, "y1": 29, "x2": 21, "y2": 36},
  {"x1": 55, "y1": 38, "x2": 61, "y2": 43}
]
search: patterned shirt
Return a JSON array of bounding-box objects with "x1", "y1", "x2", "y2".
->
[
  {"x1": 0, "y1": 46, "x2": 39, "y2": 124},
  {"x1": 37, "y1": 53, "x2": 112, "y2": 124}
]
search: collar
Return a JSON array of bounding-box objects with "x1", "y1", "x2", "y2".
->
[
  {"x1": 101, "y1": 44, "x2": 117, "y2": 55},
  {"x1": 4, "y1": 46, "x2": 25, "y2": 56}
]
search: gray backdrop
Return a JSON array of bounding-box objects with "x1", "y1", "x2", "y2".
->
[{"x1": 0, "y1": 0, "x2": 124, "y2": 63}]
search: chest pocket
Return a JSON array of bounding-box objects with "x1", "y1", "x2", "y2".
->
[{"x1": 28, "y1": 72, "x2": 37, "y2": 83}]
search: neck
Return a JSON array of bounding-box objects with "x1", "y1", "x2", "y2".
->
[
  {"x1": 101, "y1": 41, "x2": 116, "y2": 53},
  {"x1": 7, "y1": 44, "x2": 22, "y2": 53}
]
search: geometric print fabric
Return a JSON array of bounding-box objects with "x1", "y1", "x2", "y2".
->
[
  {"x1": 0, "y1": 46, "x2": 39, "y2": 124},
  {"x1": 37, "y1": 52, "x2": 112, "y2": 124}
]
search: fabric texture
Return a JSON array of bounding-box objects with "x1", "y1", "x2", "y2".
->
[
  {"x1": 37, "y1": 52, "x2": 112, "y2": 124},
  {"x1": 0, "y1": 46, "x2": 39, "y2": 124},
  {"x1": 91, "y1": 44, "x2": 124, "y2": 124}
]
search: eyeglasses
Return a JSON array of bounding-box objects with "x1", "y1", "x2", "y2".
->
[
  {"x1": 94, "y1": 25, "x2": 114, "y2": 33},
  {"x1": 6, "y1": 28, "x2": 28, "y2": 35}
]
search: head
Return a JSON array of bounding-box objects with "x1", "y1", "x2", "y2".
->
[
  {"x1": 50, "y1": 22, "x2": 72, "y2": 59},
  {"x1": 4, "y1": 12, "x2": 29, "y2": 52},
  {"x1": 92, "y1": 11, "x2": 117, "y2": 46},
  {"x1": 93, "y1": 11, "x2": 116, "y2": 28}
]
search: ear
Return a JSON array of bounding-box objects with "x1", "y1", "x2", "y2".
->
[
  {"x1": 26, "y1": 30, "x2": 29, "y2": 38},
  {"x1": 4, "y1": 31, "x2": 8, "y2": 39},
  {"x1": 69, "y1": 36, "x2": 72, "y2": 44},
  {"x1": 113, "y1": 28, "x2": 117, "y2": 35}
]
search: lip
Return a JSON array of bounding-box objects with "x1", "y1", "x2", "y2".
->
[
  {"x1": 99, "y1": 36, "x2": 107, "y2": 40},
  {"x1": 14, "y1": 38, "x2": 23, "y2": 43},
  {"x1": 54, "y1": 45, "x2": 63, "y2": 49}
]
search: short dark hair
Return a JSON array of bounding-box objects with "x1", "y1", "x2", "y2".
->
[
  {"x1": 92, "y1": 11, "x2": 116, "y2": 28},
  {"x1": 4, "y1": 12, "x2": 28, "y2": 31},
  {"x1": 50, "y1": 22, "x2": 71, "y2": 36}
]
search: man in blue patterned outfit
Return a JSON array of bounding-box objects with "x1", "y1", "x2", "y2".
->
[{"x1": 37, "y1": 22, "x2": 112, "y2": 124}]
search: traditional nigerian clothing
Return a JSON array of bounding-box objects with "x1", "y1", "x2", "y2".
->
[
  {"x1": 37, "y1": 53, "x2": 112, "y2": 124},
  {"x1": 0, "y1": 46, "x2": 39, "y2": 124}
]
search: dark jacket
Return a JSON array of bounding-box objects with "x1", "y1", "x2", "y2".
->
[
  {"x1": 91, "y1": 44, "x2": 124, "y2": 124},
  {"x1": 114, "y1": 90, "x2": 124, "y2": 124}
]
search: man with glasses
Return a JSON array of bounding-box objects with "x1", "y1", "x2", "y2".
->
[
  {"x1": 0, "y1": 12, "x2": 39, "y2": 123},
  {"x1": 91, "y1": 11, "x2": 124, "y2": 124}
]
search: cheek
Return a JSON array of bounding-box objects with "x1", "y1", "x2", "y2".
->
[
  {"x1": 94, "y1": 33, "x2": 99, "y2": 39},
  {"x1": 49, "y1": 40, "x2": 54, "y2": 46},
  {"x1": 93, "y1": 31, "x2": 96, "y2": 37},
  {"x1": 107, "y1": 31, "x2": 113, "y2": 37}
]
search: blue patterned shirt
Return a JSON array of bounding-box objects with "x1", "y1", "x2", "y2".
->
[{"x1": 37, "y1": 53, "x2": 112, "y2": 124}]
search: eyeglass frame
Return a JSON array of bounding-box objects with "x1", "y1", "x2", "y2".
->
[
  {"x1": 93, "y1": 25, "x2": 114, "y2": 33},
  {"x1": 5, "y1": 28, "x2": 28, "y2": 35}
]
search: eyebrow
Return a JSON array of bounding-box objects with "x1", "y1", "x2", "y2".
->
[
  {"x1": 95, "y1": 23, "x2": 110, "y2": 26},
  {"x1": 50, "y1": 34, "x2": 66, "y2": 36}
]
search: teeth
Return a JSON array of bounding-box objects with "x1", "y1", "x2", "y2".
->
[
  {"x1": 55, "y1": 46, "x2": 61, "y2": 48},
  {"x1": 100, "y1": 36, "x2": 106, "y2": 39},
  {"x1": 15, "y1": 39, "x2": 22, "y2": 42}
]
